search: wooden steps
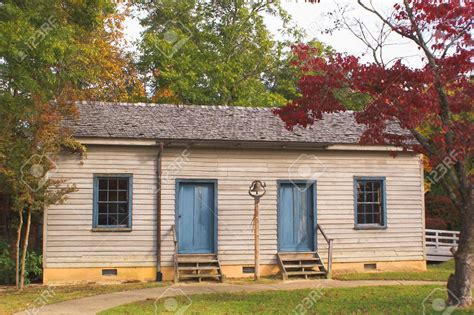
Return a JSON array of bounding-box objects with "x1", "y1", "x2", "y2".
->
[
  {"x1": 175, "y1": 253, "x2": 225, "y2": 283},
  {"x1": 179, "y1": 274, "x2": 221, "y2": 280},
  {"x1": 178, "y1": 266, "x2": 220, "y2": 271},
  {"x1": 277, "y1": 252, "x2": 328, "y2": 280}
]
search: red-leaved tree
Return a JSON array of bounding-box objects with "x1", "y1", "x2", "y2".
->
[{"x1": 275, "y1": 0, "x2": 473, "y2": 307}]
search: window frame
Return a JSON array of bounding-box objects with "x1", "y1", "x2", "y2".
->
[
  {"x1": 353, "y1": 176, "x2": 387, "y2": 230},
  {"x1": 92, "y1": 174, "x2": 133, "y2": 231}
]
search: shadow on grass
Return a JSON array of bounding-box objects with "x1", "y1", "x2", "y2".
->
[{"x1": 333, "y1": 260, "x2": 454, "y2": 282}]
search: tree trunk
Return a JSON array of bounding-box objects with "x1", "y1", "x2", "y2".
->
[
  {"x1": 19, "y1": 206, "x2": 31, "y2": 290},
  {"x1": 15, "y1": 209, "x2": 23, "y2": 289},
  {"x1": 447, "y1": 192, "x2": 473, "y2": 307}
]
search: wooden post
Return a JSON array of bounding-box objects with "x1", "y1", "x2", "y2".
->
[
  {"x1": 327, "y1": 239, "x2": 333, "y2": 278},
  {"x1": 248, "y1": 180, "x2": 265, "y2": 281},
  {"x1": 172, "y1": 225, "x2": 179, "y2": 283},
  {"x1": 254, "y1": 198, "x2": 260, "y2": 280}
]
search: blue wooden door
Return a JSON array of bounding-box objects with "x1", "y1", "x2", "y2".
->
[
  {"x1": 177, "y1": 182, "x2": 215, "y2": 254},
  {"x1": 278, "y1": 183, "x2": 315, "y2": 252}
]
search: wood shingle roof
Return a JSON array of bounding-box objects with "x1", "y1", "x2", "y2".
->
[{"x1": 66, "y1": 101, "x2": 408, "y2": 145}]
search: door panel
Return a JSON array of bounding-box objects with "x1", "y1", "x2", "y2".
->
[
  {"x1": 278, "y1": 183, "x2": 315, "y2": 252},
  {"x1": 177, "y1": 182, "x2": 215, "y2": 253}
]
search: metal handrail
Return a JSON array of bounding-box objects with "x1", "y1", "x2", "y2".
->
[
  {"x1": 172, "y1": 224, "x2": 177, "y2": 245},
  {"x1": 317, "y1": 224, "x2": 334, "y2": 277},
  {"x1": 171, "y1": 225, "x2": 178, "y2": 282}
]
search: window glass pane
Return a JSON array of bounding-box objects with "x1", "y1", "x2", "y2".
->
[
  {"x1": 357, "y1": 213, "x2": 364, "y2": 224},
  {"x1": 109, "y1": 179, "x2": 118, "y2": 190},
  {"x1": 108, "y1": 214, "x2": 118, "y2": 226},
  {"x1": 373, "y1": 181, "x2": 381, "y2": 192},
  {"x1": 98, "y1": 203, "x2": 107, "y2": 214},
  {"x1": 109, "y1": 203, "x2": 118, "y2": 214},
  {"x1": 118, "y1": 191, "x2": 127, "y2": 202},
  {"x1": 356, "y1": 179, "x2": 384, "y2": 226},
  {"x1": 359, "y1": 203, "x2": 366, "y2": 224},
  {"x1": 364, "y1": 181, "x2": 371, "y2": 192},
  {"x1": 118, "y1": 179, "x2": 128, "y2": 190},
  {"x1": 374, "y1": 212, "x2": 381, "y2": 224},
  {"x1": 118, "y1": 204, "x2": 128, "y2": 214},
  {"x1": 373, "y1": 203, "x2": 380, "y2": 214},
  {"x1": 370, "y1": 204, "x2": 375, "y2": 223},
  {"x1": 98, "y1": 214, "x2": 108, "y2": 226},
  {"x1": 118, "y1": 213, "x2": 128, "y2": 225},
  {"x1": 109, "y1": 190, "x2": 118, "y2": 202},
  {"x1": 98, "y1": 179, "x2": 108, "y2": 190},
  {"x1": 366, "y1": 192, "x2": 374, "y2": 202},
  {"x1": 99, "y1": 191, "x2": 108, "y2": 202},
  {"x1": 374, "y1": 191, "x2": 380, "y2": 203},
  {"x1": 357, "y1": 191, "x2": 364, "y2": 203}
]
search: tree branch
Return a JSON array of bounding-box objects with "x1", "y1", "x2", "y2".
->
[{"x1": 357, "y1": 0, "x2": 417, "y2": 42}]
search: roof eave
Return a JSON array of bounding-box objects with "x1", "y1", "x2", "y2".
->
[{"x1": 75, "y1": 136, "x2": 410, "y2": 152}]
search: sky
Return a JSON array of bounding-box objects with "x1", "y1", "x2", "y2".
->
[{"x1": 124, "y1": 0, "x2": 424, "y2": 68}]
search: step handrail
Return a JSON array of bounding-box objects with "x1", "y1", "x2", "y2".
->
[
  {"x1": 171, "y1": 224, "x2": 179, "y2": 282},
  {"x1": 317, "y1": 224, "x2": 334, "y2": 276}
]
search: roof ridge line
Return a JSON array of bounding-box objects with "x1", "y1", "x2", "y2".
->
[
  {"x1": 76, "y1": 101, "x2": 277, "y2": 111},
  {"x1": 75, "y1": 101, "x2": 359, "y2": 115}
]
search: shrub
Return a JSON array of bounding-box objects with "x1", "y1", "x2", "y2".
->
[
  {"x1": 425, "y1": 194, "x2": 460, "y2": 230},
  {"x1": 0, "y1": 241, "x2": 42, "y2": 285},
  {"x1": 25, "y1": 250, "x2": 42, "y2": 284},
  {"x1": 0, "y1": 241, "x2": 15, "y2": 285}
]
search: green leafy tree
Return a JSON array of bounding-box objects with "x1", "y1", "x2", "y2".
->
[
  {"x1": 0, "y1": 0, "x2": 138, "y2": 289},
  {"x1": 291, "y1": 41, "x2": 370, "y2": 111},
  {"x1": 138, "y1": 0, "x2": 301, "y2": 107}
]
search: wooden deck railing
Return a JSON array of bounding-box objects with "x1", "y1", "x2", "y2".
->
[
  {"x1": 425, "y1": 229, "x2": 460, "y2": 262},
  {"x1": 172, "y1": 224, "x2": 179, "y2": 282},
  {"x1": 316, "y1": 224, "x2": 334, "y2": 276}
]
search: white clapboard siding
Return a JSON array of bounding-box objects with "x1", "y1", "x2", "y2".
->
[
  {"x1": 160, "y1": 148, "x2": 424, "y2": 267},
  {"x1": 47, "y1": 145, "x2": 424, "y2": 269},
  {"x1": 45, "y1": 146, "x2": 158, "y2": 268}
]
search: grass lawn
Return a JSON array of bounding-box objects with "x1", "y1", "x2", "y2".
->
[
  {"x1": 0, "y1": 281, "x2": 168, "y2": 314},
  {"x1": 0, "y1": 277, "x2": 282, "y2": 314},
  {"x1": 100, "y1": 285, "x2": 474, "y2": 314},
  {"x1": 333, "y1": 260, "x2": 454, "y2": 281},
  {"x1": 0, "y1": 260, "x2": 462, "y2": 314}
]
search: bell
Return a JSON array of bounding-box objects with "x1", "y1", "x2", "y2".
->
[{"x1": 249, "y1": 180, "x2": 266, "y2": 197}]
